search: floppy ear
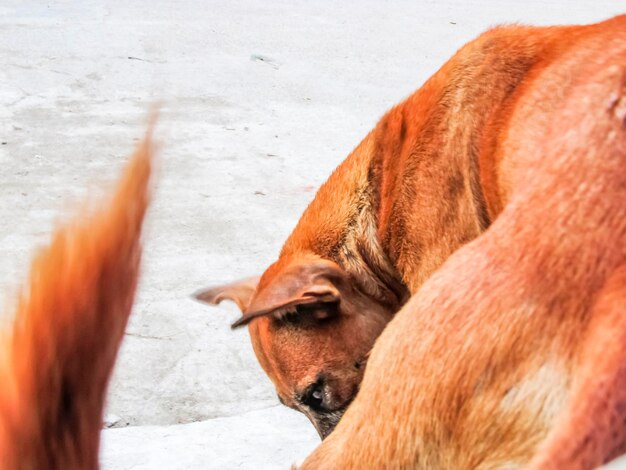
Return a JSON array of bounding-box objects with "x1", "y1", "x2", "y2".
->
[
  {"x1": 193, "y1": 276, "x2": 260, "y2": 312},
  {"x1": 231, "y1": 260, "x2": 348, "y2": 329}
]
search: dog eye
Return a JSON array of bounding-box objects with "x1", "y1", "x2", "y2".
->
[
  {"x1": 295, "y1": 301, "x2": 338, "y2": 321},
  {"x1": 302, "y1": 382, "x2": 325, "y2": 410}
]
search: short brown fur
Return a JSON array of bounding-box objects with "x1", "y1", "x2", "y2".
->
[
  {"x1": 197, "y1": 16, "x2": 626, "y2": 443},
  {"x1": 300, "y1": 15, "x2": 626, "y2": 469}
]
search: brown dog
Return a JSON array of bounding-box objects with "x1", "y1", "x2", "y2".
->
[
  {"x1": 0, "y1": 131, "x2": 153, "y2": 469},
  {"x1": 298, "y1": 15, "x2": 626, "y2": 470},
  {"x1": 196, "y1": 17, "x2": 626, "y2": 441}
]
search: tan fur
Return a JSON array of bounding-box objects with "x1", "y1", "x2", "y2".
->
[
  {"x1": 197, "y1": 16, "x2": 626, "y2": 442},
  {"x1": 299, "y1": 15, "x2": 626, "y2": 469},
  {"x1": 0, "y1": 130, "x2": 153, "y2": 469}
]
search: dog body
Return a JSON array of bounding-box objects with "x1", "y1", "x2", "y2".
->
[
  {"x1": 197, "y1": 16, "x2": 626, "y2": 441},
  {"x1": 0, "y1": 134, "x2": 152, "y2": 469},
  {"x1": 299, "y1": 16, "x2": 626, "y2": 469}
]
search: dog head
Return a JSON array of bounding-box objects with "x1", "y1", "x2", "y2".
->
[{"x1": 195, "y1": 254, "x2": 395, "y2": 439}]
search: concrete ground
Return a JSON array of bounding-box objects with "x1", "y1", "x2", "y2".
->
[{"x1": 1, "y1": 1, "x2": 625, "y2": 468}]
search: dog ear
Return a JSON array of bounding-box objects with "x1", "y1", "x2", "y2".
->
[
  {"x1": 193, "y1": 276, "x2": 260, "y2": 312},
  {"x1": 231, "y1": 259, "x2": 347, "y2": 328}
]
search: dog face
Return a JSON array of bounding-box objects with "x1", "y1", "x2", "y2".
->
[{"x1": 195, "y1": 255, "x2": 395, "y2": 438}]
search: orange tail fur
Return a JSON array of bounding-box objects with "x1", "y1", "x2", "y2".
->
[{"x1": 0, "y1": 128, "x2": 154, "y2": 469}]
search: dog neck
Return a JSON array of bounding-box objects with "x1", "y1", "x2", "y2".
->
[
  {"x1": 366, "y1": 26, "x2": 570, "y2": 292},
  {"x1": 280, "y1": 132, "x2": 408, "y2": 311},
  {"x1": 281, "y1": 26, "x2": 565, "y2": 301},
  {"x1": 279, "y1": 97, "x2": 492, "y2": 305}
]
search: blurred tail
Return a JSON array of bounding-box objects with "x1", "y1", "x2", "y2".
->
[{"x1": 0, "y1": 126, "x2": 154, "y2": 469}]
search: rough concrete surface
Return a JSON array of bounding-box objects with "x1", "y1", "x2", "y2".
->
[{"x1": 1, "y1": 1, "x2": 625, "y2": 468}]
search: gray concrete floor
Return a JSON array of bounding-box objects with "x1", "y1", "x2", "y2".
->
[{"x1": 1, "y1": 1, "x2": 625, "y2": 468}]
